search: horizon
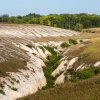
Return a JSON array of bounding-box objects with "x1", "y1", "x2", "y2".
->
[
  {"x1": 0, "y1": 0, "x2": 100, "y2": 16},
  {"x1": 1, "y1": 13, "x2": 100, "y2": 17}
]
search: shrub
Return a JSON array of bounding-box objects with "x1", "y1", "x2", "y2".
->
[
  {"x1": 94, "y1": 67, "x2": 100, "y2": 75},
  {"x1": 43, "y1": 52, "x2": 63, "y2": 89},
  {"x1": 69, "y1": 38, "x2": 78, "y2": 45},
  {"x1": 46, "y1": 54, "x2": 62, "y2": 70},
  {"x1": 61, "y1": 42, "x2": 70, "y2": 48},
  {"x1": 44, "y1": 46, "x2": 57, "y2": 55},
  {"x1": 43, "y1": 66, "x2": 55, "y2": 89},
  {"x1": 75, "y1": 68, "x2": 95, "y2": 79},
  {"x1": 74, "y1": 23, "x2": 83, "y2": 31}
]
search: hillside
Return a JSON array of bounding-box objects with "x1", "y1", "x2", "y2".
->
[
  {"x1": 0, "y1": 25, "x2": 100, "y2": 100},
  {"x1": 18, "y1": 27, "x2": 100, "y2": 100},
  {"x1": 0, "y1": 24, "x2": 78, "y2": 100}
]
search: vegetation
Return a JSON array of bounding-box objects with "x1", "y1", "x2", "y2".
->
[
  {"x1": 44, "y1": 46, "x2": 57, "y2": 55},
  {"x1": 18, "y1": 75, "x2": 100, "y2": 100},
  {"x1": 70, "y1": 67, "x2": 100, "y2": 82},
  {"x1": 68, "y1": 38, "x2": 78, "y2": 44},
  {"x1": 0, "y1": 59, "x2": 27, "y2": 77},
  {"x1": 1, "y1": 13, "x2": 100, "y2": 31},
  {"x1": 43, "y1": 46, "x2": 63, "y2": 89},
  {"x1": 61, "y1": 42, "x2": 70, "y2": 48},
  {"x1": 75, "y1": 68, "x2": 95, "y2": 79},
  {"x1": 67, "y1": 38, "x2": 100, "y2": 68}
]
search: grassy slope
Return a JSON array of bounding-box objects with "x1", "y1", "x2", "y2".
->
[
  {"x1": 0, "y1": 59, "x2": 27, "y2": 77},
  {"x1": 19, "y1": 75, "x2": 100, "y2": 100},
  {"x1": 32, "y1": 31, "x2": 100, "y2": 42},
  {"x1": 66, "y1": 37, "x2": 100, "y2": 69},
  {"x1": 17, "y1": 28, "x2": 100, "y2": 100},
  {"x1": 18, "y1": 28, "x2": 100, "y2": 100}
]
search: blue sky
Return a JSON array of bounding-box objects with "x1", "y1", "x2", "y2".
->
[{"x1": 0, "y1": 0, "x2": 100, "y2": 16}]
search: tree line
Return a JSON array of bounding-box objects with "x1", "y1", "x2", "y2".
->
[{"x1": 0, "y1": 13, "x2": 100, "y2": 31}]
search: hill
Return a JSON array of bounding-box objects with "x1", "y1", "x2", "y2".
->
[
  {"x1": 0, "y1": 25, "x2": 100, "y2": 100},
  {"x1": 18, "y1": 27, "x2": 100, "y2": 100},
  {"x1": 0, "y1": 24, "x2": 78, "y2": 100}
]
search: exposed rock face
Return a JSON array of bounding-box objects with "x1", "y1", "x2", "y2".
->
[{"x1": 0, "y1": 25, "x2": 78, "y2": 100}]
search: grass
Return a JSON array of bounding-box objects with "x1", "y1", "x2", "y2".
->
[
  {"x1": 66, "y1": 38, "x2": 100, "y2": 68},
  {"x1": 0, "y1": 59, "x2": 27, "y2": 77},
  {"x1": 32, "y1": 29, "x2": 100, "y2": 43},
  {"x1": 18, "y1": 74, "x2": 100, "y2": 100}
]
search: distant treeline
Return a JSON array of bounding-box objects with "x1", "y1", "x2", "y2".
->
[{"x1": 0, "y1": 13, "x2": 100, "y2": 31}]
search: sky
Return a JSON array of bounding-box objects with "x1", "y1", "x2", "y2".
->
[{"x1": 0, "y1": 0, "x2": 100, "y2": 16}]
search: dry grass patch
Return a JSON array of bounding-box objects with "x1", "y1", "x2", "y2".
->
[
  {"x1": 0, "y1": 59, "x2": 27, "y2": 77},
  {"x1": 18, "y1": 75, "x2": 100, "y2": 100},
  {"x1": 66, "y1": 38, "x2": 100, "y2": 67}
]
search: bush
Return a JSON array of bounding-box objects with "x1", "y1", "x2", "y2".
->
[
  {"x1": 75, "y1": 68, "x2": 95, "y2": 79},
  {"x1": 94, "y1": 67, "x2": 100, "y2": 75},
  {"x1": 69, "y1": 39, "x2": 78, "y2": 45},
  {"x1": 43, "y1": 66, "x2": 55, "y2": 89},
  {"x1": 43, "y1": 52, "x2": 63, "y2": 89},
  {"x1": 44, "y1": 46, "x2": 57, "y2": 55},
  {"x1": 74, "y1": 23, "x2": 83, "y2": 31},
  {"x1": 61, "y1": 42, "x2": 70, "y2": 48},
  {"x1": 70, "y1": 67, "x2": 100, "y2": 82},
  {"x1": 46, "y1": 54, "x2": 62, "y2": 70}
]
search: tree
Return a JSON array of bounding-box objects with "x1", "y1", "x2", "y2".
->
[{"x1": 74, "y1": 23, "x2": 83, "y2": 31}]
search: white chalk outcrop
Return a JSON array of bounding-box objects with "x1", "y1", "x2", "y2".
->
[
  {"x1": 55, "y1": 73, "x2": 65, "y2": 85},
  {"x1": 0, "y1": 43, "x2": 47, "y2": 100},
  {"x1": 52, "y1": 59, "x2": 68, "y2": 77}
]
